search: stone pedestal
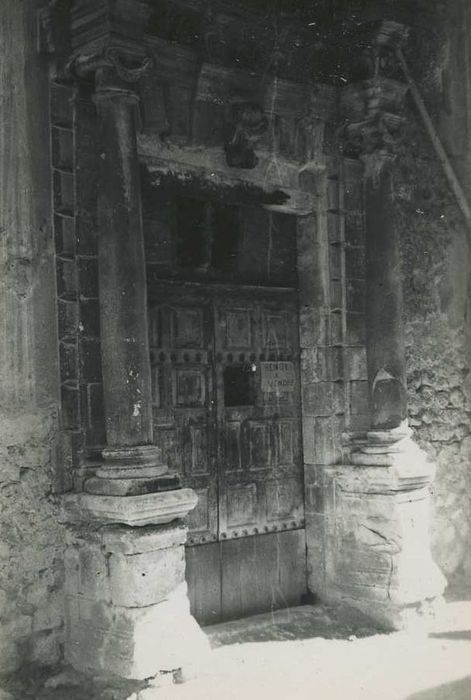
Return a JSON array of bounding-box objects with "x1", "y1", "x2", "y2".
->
[
  {"x1": 336, "y1": 38, "x2": 446, "y2": 627},
  {"x1": 324, "y1": 428, "x2": 446, "y2": 629},
  {"x1": 64, "y1": 521, "x2": 209, "y2": 679}
]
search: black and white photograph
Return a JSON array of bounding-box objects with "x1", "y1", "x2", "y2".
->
[{"x1": 0, "y1": 1, "x2": 470, "y2": 698}]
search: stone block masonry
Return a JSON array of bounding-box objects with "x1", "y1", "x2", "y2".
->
[
  {"x1": 0, "y1": 0, "x2": 66, "y2": 676},
  {"x1": 0, "y1": 412, "x2": 65, "y2": 674},
  {"x1": 64, "y1": 523, "x2": 209, "y2": 679}
]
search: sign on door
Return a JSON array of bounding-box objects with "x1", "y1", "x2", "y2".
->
[{"x1": 260, "y1": 362, "x2": 295, "y2": 392}]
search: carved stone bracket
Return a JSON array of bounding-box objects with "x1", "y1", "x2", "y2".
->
[
  {"x1": 65, "y1": 47, "x2": 154, "y2": 98},
  {"x1": 223, "y1": 101, "x2": 268, "y2": 169},
  {"x1": 338, "y1": 20, "x2": 409, "y2": 177},
  {"x1": 340, "y1": 78, "x2": 408, "y2": 178},
  {"x1": 341, "y1": 19, "x2": 409, "y2": 83}
]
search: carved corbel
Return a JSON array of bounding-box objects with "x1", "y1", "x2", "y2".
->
[
  {"x1": 66, "y1": 48, "x2": 153, "y2": 85},
  {"x1": 340, "y1": 80, "x2": 408, "y2": 180},
  {"x1": 223, "y1": 101, "x2": 268, "y2": 169},
  {"x1": 46, "y1": 0, "x2": 155, "y2": 98},
  {"x1": 338, "y1": 21, "x2": 409, "y2": 179}
]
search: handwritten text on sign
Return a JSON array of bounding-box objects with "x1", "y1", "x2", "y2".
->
[{"x1": 260, "y1": 362, "x2": 295, "y2": 392}]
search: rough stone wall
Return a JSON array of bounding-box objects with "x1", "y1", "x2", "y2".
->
[
  {"x1": 0, "y1": 0, "x2": 64, "y2": 673},
  {"x1": 394, "y1": 104, "x2": 471, "y2": 588},
  {"x1": 0, "y1": 413, "x2": 64, "y2": 673},
  {"x1": 379, "y1": 0, "x2": 471, "y2": 590}
]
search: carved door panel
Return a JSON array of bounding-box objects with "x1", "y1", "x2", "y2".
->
[
  {"x1": 214, "y1": 288, "x2": 305, "y2": 543},
  {"x1": 149, "y1": 282, "x2": 306, "y2": 624},
  {"x1": 149, "y1": 285, "x2": 218, "y2": 546}
]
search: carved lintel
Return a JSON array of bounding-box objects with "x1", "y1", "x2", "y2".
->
[{"x1": 223, "y1": 101, "x2": 268, "y2": 169}]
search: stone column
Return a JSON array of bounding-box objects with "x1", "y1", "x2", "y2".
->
[
  {"x1": 320, "y1": 24, "x2": 446, "y2": 629},
  {"x1": 58, "y1": 1, "x2": 209, "y2": 682},
  {"x1": 82, "y1": 61, "x2": 175, "y2": 497},
  {"x1": 364, "y1": 158, "x2": 407, "y2": 431},
  {"x1": 95, "y1": 67, "x2": 155, "y2": 450}
]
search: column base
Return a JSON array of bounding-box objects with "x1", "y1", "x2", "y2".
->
[
  {"x1": 321, "y1": 429, "x2": 446, "y2": 630},
  {"x1": 62, "y1": 488, "x2": 209, "y2": 680},
  {"x1": 84, "y1": 445, "x2": 176, "y2": 496},
  {"x1": 64, "y1": 522, "x2": 209, "y2": 680},
  {"x1": 84, "y1": 472, "x2": 180, "y2": 496}
]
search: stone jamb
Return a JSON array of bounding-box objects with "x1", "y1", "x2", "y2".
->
[{"x1": 297, "y1": 153, "x2": 349, "y2": 598}]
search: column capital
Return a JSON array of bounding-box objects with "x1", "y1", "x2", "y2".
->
[
  {"x1": 39, "y1": 0, "x2": 154, "y2": 82},
  {"x1": 66, "y1": 46, "x2": 154, "y2": 110},
  {"x1": 338, "y1": 20, "x2": 409, "y2": 178},
  {"x1": 340, "y1": 77, "x2": 408, "y2": 178},
  {"x1": 45, "y1": 0, "x2": 155, "y2": 94},
  {"x1": 67, "y1": 45, "x2": 153, "y2": 81}
]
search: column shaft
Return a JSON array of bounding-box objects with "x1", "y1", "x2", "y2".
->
[
  {"x1": 364, "y1": 164, "x2": 407, "y2": 430},
  {"x1": 96, "y1": 85, "x2": 153, "y2": 448}
]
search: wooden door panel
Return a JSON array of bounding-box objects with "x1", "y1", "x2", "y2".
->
[
  {"x1": 266, "y1": 478, "x2": 305, "y2": 525},
  {"x1": 220, "y1": 530, "x2": 307, "y2": 622},
  {"x1": 149, "y1": 287, "x2": 217, "y2": 546},
  {"x1": 186, "y1": 542, "x2": 221, "y2": 625},
  {"x1": 148, "y1": 281, "x2": 307, "y2": 624},
  {"x1": 215, "y1": 290, "x2": 305, "y2": 546},
  {"x1": 222, "y1": 308, "x2": 253, "y2": 349},
  {"x1": 225, "y1": 483, "x2": 258, "y2": 531}
]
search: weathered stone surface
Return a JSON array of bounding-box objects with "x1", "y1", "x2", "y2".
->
[
  {"x1": 103, "y1": 522, "x2": 187, "y2": 554},
  {"x1": 322, "y1": 458, "x2": 446, "y2": 629},
  {"x1": 66, "y1": 583, "x2": 210, "y2": 679},
  {"x1": 109, "y1": 547, "x2": 185, "y2": 608},
  {"x1": 0, "y1": 415, "x2": 64, "y2": 672},
  {"x1": 84, "y1": 473, "x2": 180, "y2": 496},
  {"x1": 29, "y1": 630, "x2": 62, "y2": 667},
  {"x1": 61, "y1": 488, "x2": 198, "y2": 526},
  {"x1": 32, "y1": 592, "x2": 63, "y2": 632},
  {"x1": 395, "y1": 90, "x2": 471, "y2": 587},
  {"x1": 65, "y1": 524, "x2": 187, "y2": 607},
  {"x1": 0, "y1": 689, "x2": 14, "y2": 700},
  {"x1": 64, "y1": 521, "x2": 208, "y2": 679},
  {"x1": 0, "y1": 640, "x2": 20, "y2": 675}
]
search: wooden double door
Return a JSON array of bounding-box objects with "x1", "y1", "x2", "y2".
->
[{"x1": 149, "y1": 281, "x2": 307, "y2": 624}]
